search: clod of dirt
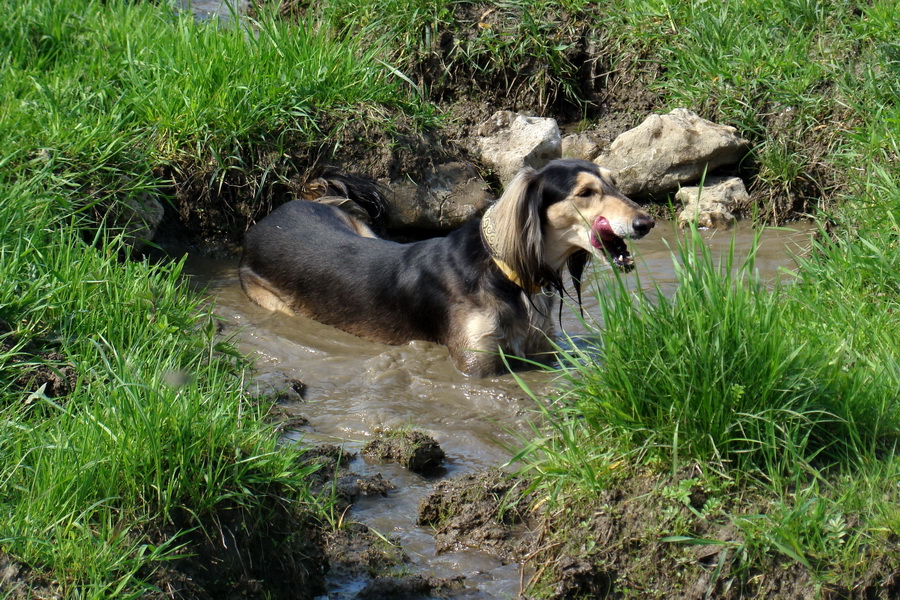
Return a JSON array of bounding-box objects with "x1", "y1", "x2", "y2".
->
[
  {"x1": 297, "y1": 443, "x2": 357, "y2": 502},
  {"x1": 267, "y1": 403, "x2": 310, "y2": 433},
  {"x1": 417, "y1": 468, "x2": 531, "y2": 561},
  {"x1": 0, "y1": 553, "x2": 59, "y2": 600},
  {"x1": 337, "y1": 472, "x2": 396, "y2": 499},
  {"x1": 302, "y1": 443, "x2": 355, "y2": 467},
  {"x1": 362, "y1": 430, "x2": 445, "y2": 474},
  {"x1": 255, "y1": 375, "x2": 310, "y2": 431},
  {"x1": 297, "y1": 444, "x2": 397, "y2": 511},
  {"x1": 553, "y1": 557, "x2": 616, "y2": 599},
  {"x1": 325, "y1": 522, "x2": 408, "y2": 578},
  {"x1": 18, "y1": 351, "x2": 77, "y2": 399},
  {"x1": 253, "y1": 374, "x2": 308, "y2": 403},
  {"x1": 325, "y1": 523, "x2": 469, "y2": 599}
]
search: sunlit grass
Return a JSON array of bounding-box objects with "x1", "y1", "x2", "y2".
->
[
  {"x1": 0, "y1": 167, "x2": 325, "y2": 595},
  {"x1": 0, "y1": 0, "x2": 430, "y2": 217}
]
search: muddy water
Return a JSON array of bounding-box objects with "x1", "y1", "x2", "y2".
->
[
  {"x1": 183, "y1": 221, "x2": 813, "y2": 598},
  {"x1": 178, "y1": 0, "x2": 247, "y2": 23}
]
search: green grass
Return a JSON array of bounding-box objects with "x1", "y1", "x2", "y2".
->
[
  {"x1": 0, "y1": 0, "x2": 431, "y2": 226},
  {"x1": 510, "y1": 1, "x2": 900, "y2": 586},
  {"x1": 0, "y1": 165, "x2": 324, "y2": 595},
  {"x1": 550, "y1": 228, "x2": 895, "y2": 477}
]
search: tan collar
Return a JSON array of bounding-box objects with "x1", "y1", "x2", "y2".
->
[{"x1": 480, "y1": 205, "x2": 542, "y2": 293}]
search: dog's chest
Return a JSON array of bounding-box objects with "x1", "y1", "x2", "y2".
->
[{"x1": 492, "y1": 291, "x2": 557, "y2": 356}]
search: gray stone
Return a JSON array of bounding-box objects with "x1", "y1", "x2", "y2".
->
[
  {"x1": 676, "y1": 176, "x2": 749, "y2": 229},
  {"x1": 471, "y1": 111, "x2": 561, "y2": 184},
  {"x1": 561, "y1": 132, "x2": 602, "y2": 161},
  {"x1": 594, "y1": 108, "x2": 750, "y2": 199},
  {"x1": 383, "y1": 162, "x2": 491, "y2": 231}
]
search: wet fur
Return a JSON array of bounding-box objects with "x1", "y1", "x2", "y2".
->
[{"x1": 240, "y1": 159, "x2": 653, "y2": 376}]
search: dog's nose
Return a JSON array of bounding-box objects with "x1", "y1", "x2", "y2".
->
[{"x1": 632, "y1": 216, "x2": 655, "y2": 237}]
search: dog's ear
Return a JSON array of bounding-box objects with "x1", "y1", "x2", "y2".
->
[
  {"x1": 491, "y1": 168, "x2": 545, "y2": 289},
  {"x1": 566, "y1": 250, "x2": 590, "y2": 316}
]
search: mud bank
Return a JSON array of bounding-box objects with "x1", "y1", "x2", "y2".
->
[{"x1": 419, "y1": 469, "x2": 899, "y2": 600}]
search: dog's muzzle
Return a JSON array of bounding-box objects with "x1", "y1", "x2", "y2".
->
[{"x1": 590, "y1": 215, "x2": 655, "y2": 272}]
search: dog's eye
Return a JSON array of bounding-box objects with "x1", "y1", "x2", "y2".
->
[{"x1": 577, "y1": 188, "x2": 594, "y2": 197}]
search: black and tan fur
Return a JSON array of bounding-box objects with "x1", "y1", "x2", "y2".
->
[{"x1": 240, "y1": 159, "x2": 654, "y2": 376}]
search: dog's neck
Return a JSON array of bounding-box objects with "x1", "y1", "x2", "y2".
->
[{"x1": 480, "y1": 205, "x2": 542, "y2": 293}]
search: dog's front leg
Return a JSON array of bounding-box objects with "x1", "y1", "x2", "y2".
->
[{"x1": 449, "y1": 344, "x2": 504, "y2": 378}]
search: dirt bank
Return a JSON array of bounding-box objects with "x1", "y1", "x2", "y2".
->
[
  {"x1": 416, "y1": 469, "x2": 899, "y2": 600},
  {"x1": 162, "y1": 0, "x2": 840, "y2": 253},
  {"x1": 158, "y1": 2, "x2": 678, "y2": 251}
]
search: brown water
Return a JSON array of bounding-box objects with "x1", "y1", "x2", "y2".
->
[
  {"x1": 182, "y1": 220, "x2": 813, "y2": 598},
  {"x1": 178, "y1": 0, "x2": 247, "y2": 23}
]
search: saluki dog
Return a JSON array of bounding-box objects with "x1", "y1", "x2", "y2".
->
[{"x1": 240, "y1": 159, "x2": 654, "y2": 376}]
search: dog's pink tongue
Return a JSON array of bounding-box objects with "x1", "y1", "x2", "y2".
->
[{"x1": 591, "y1": 216, "x2": 616, "y2": 248}]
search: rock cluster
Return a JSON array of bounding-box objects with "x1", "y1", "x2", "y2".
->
[
  {"x1": 463, "y1": 107, "x2": 751, "y2": 229},
  {"x1": 592, "y1": 108, "x2": 750, "y2": 205}
]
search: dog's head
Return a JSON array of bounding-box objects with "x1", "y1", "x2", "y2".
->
[{"x1": 486, "y1": 159, "x2": 654, "y2": 292}]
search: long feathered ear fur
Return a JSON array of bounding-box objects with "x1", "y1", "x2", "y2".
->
[
  {"x1": 566, "y1": 250, "x2": 590, "y2": 316},
  {"x1": 489, "y1": 168, "x2": 545, "y2": 291}
]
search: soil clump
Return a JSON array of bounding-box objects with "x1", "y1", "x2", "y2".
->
[
  {"x1": 0, "y1": 553, "x2": 60, "y2": 600},
  {"x1": 416, "y1": 468, "x2": 900, "y2": 599},
  {"x1": 362, "y1": 430, "x2": 446, "y2": 475},
  {"x1": 325, "y1": 523, "x2": 466, "y2": 599},
  {"x1": 417, "y1": 468, "x2": 533, "y2": 561}
]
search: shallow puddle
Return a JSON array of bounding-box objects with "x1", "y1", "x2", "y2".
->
[{"x1": 181, "y1": 220, "x2": 814, "y2": 598}]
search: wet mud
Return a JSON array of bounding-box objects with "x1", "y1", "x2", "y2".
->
[
  {"x1": 362, "y1": 431, "x2": 446, "y2": 475},
  {"x1": 419, "y1": 468, "x2": 899, "y2": 600},
  {"x1": 417, "y1": 469, "x2": 532, "y2": 562}
]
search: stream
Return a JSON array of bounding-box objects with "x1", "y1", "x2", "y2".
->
[{"x1": 180, "y1": 220, "x2": 814, "y2": 599}]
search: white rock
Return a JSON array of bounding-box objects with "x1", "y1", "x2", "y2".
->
[
  {"x1": 595, "y1": 108, "x2": 750, "y2": 198},
  {"x1": 472, "y1": 111, "x2": 561, "y2": 184},
  {"x1": 676, "y1": 176, "x2": 749, "y2": 229}
]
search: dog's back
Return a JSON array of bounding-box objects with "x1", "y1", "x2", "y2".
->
[{"x1": 240, "y1": 200, "x2": 469, "y2": 345}]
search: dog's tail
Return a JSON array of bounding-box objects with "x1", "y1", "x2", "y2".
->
[{"x1": 300, "y1": 168, "x2": 387, "y2": 223}]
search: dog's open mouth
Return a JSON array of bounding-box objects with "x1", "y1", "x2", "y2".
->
[{"x1": 590, "y1": 216, "x2": 635, "y2": 271}]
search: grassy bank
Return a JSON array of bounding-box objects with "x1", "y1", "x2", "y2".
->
[
  {"x1": 511, "y1": 1, "x2": 900, "y2": 592},
  {"x1": 0, "y1": 173, "x2": 324, "y2": 596},
  {"x1": 0, "y1": 0, "x2": 425, "y2": 596}
]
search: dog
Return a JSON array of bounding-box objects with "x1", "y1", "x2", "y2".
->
[{"x1": 239, "y1": 159, "x2": 654, "y2": 376}]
